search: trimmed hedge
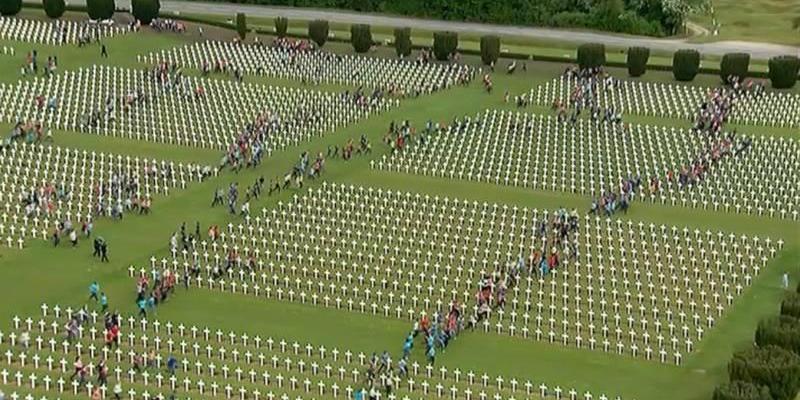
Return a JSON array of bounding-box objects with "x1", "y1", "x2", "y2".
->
[
  {"x1": 768, "y1": 56, "x2": 800, "y2": 89},
  {"x1": 393, "y1": 27, "x2": 411, "y2": 58},
  {"x1": 714, "y1": 381, "x2": 774, "y2": 400},
  {"x1": 781, "y1": 293, "x2": 800, "y2": 319},
  {"x1": 350, "y1": 23, "x2": 372, "y2": 53},
  {"x1": 131, "y1": 0, "x2": 158, "y2": 24},
  {"x1": 729, "y1": 345, "x2": 800, "y2": 400},
  {"x1": 626, "y1": 46, "x2": 650, "y2": 77},
  {"x1": 0, "y1": 0, "x2": 21, "y2": 15},
  {"x1": 721, "y1": 52, "x2": 751, "y2": 82},
  {"x1": 308, "y1": 19, "x2": 329, "y2": 47},
  {"x1": 86, "y1": 0, "x2": 113, "y2": 20},
  {"x1": 480, "y1": 35, "x2": 500, "y2": 65},
  {"x1": 43, "y1": 0, "x2": 65, "y2": 18},
  {"x1": 577, "y1": 43, "x2": 605, "y2": 69},
  {"x1": 432, "y1": 31, "x2": 458, "y2": 61},
  {"x1": 235, "y1": 12, "x2": 246, "y2": 40},
  {"x1": 274, "y1": 16, "x2": 288, "y2": 38},
  {"x1": 756, "y1": 316, "x2": 800, "y2": 355},
  {"x1": 673, "y1": 49, "x2": 700, "y2": 81}
]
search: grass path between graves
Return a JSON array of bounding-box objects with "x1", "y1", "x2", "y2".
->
[{"x1": 0, "y1": 28, "x2": 798, "y2": 400}]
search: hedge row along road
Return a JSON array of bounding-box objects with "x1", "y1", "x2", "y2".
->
[{"x1": 38, "y1": 0, "x2": 799, "y2": 59}]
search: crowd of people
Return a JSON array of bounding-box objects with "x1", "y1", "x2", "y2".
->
[
  {"x1": 692, "y1": 75, "x2": 765, "y2": 137},
  {"x1": 150, "y1": 19, "x2": 186, "y2": 33},
  {"x1": 589, "y1": 177, "x2": 641, "y2": 217},
  {"x1": 135, "y1": 265, "x2": 178, "y2": 317},
  {"x1": 551, "y1": 66, "x2": 624, "y2": 125}
]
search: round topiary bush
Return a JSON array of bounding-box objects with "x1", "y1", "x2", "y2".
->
[
  {"x1": 43, "y1": 0, "x2": 66, "y2": 18},
  {"x1": 673, "y1": 49, "x2": 700, "y2": 81},
  {"x1": 274, "y1": 17, "x2": 288, "y2": 38},
  {"x1": 713, "y1": 381, "x2": 773, "y2": 400},
  {"x1": 577, "y1": 43, "x2": 606, "y2": 70},
  {"x1": 0, "y1": 0, "x2": 22, "y2": 16},
  {"x1": 729, "y1": 345, "x2": 800, "y2": 400},
  {"x1": 432, "y1": 31, "x2": 458, "y2": 61},
  {"x1": 350, "y1": 23, "x2": 372, "y2": 53},
  {"x1": 768, "y1": 55, "x2": 800, "y2": 89},
  {"x1": 626, "y1": 46, "x2": 650, "y2": 77},
  {"x1": 720, "y1": 52, "x2": 751, "y2": 83},
  {"x1": 480, "y1": 35, "x2": 500, "y2": 65},
  {"x1": 393, "y1": 27, "x2": 411, "y2": 58},
  {"x1": 132, "y1": 0, "x2": 159, "y2": 24}
]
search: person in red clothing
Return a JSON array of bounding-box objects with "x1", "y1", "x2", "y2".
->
[
  {"x1": 105, "y1": 328, "x2": 114, "y2": 348},
  {"x1": 419, "y1": 314, "x2": 430, "y2": 336}
]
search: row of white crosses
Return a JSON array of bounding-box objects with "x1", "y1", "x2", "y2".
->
[
  {"x1": 0, "y1": 141, "x2": 213, "y2": 248},
  {"x1": 0, "y1": 306, "x2": 623, "y2": 400},
  {"x1": 0, "y1": 65, "x2": 396, "y2": 150},
  {"x1": 0, "y1": 16, "x2": 129, "y2": 45},
  {"x1": 138, "y1": 40, "x2": 475, "y2": 94},
  {"x1": 372, "y1": 109, "x2": 799, "y2": 219},
  {"x1": 136, "y1": 182, "x2": 782, "y2": 363},
  {"x1": 374, "y1": 109, "x2": 701, "y2": 197},
  {"x1": 530, "y1": 76, "x2": 800, "y2": 128}
]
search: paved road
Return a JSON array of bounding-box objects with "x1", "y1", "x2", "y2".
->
[{"x1": 64, "y1": 0, "x2": 799, "y2": 59}]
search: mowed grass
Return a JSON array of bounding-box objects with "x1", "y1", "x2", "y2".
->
[
  {"x1": 690, "y1": 0, "x2": 800, "y2": 46},
  {"x1": 0, "y1": 17, "x2": 798, "y2": 400}
]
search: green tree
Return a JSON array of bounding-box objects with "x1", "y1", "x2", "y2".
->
[
  {"x1": 43, "y1": 0, "x2": 66, "y2": 18},
  {"x1": 132, "y1": 0, "x2": 159, "y2": 24},
  {"x1": 720, "y1": 52, "x2": 750, "y2": 82},
  {"x1": 350, "y1": 24, "x2": 372, "y2": 53},
  {"x1": 577, "y1": 43, "x2": 606, "y2": 69},
  {"x1": 729, "y1": 345, "x2": 800, "y2": 400},
  {"x1": 626, "y1": 46, "x2": 650, "y2": 77},
  {"x1": 713, "y1": 381, "x2": 773, "y2": 400},
  {"x1": 432, "y1": 31, "x2": 458, "y2": 61},
  {"x1": 756, "y1": 316, "x2": 800, "y2": 355},
  {"x1": 393, "y1": 27, "x2": 412, "y2": 58},
  {"x1": 768, "y1": 55, "x2": 800, "y2": 89},
  {"x1": 782, "y1": 293, "x2": 800, "y2": 318},
  {"x1": 673, "y1": 48, "x2": 700, "y2": 81},
  {"x1": 86, "y1": 0, "x2": 114, "y2": 20},
  {"x1": 308, "y1": 19, "x2": 329, "y2": 47},
  {"x1": 235, "y1": 12, "x2": 247, "y2": 40},
  {"x1": 275, "y1": 16, "x2": 288, "y2": 38},
  {"x1": 480, "y1": 35, "x2": 500, "y2": 65},
  {"x1": 0, "y1": 0, "x2": 21, "y2": 16}
]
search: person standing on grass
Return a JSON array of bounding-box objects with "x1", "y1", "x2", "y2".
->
[
  {"x1": 137, "y1": 298, "x2": 147, "y2": 317},
  {"x1": 89, "y1": 282, "x2": 100, "y2": 302},
  {"x1": 112, "y1": 382, "x2": 123, "y2": 400},
  {"x1": 167, "y1": 354, "x2": 178, "y2": 376},
  {"x1": 101, "y1": 240, "x2": 109, "y2": 262},
  {"x1": 100, "y1": 292, "x2": 108, "y2": 312},
  {"x1": 69, "y1": 228, "x2": 78, "y2": 246},
  {"x1": 69, "y1": 356, "x2": 83, "y2": 380},
  {"x1": 101, "y1": 44, "x2": 108, "y2": 58}
]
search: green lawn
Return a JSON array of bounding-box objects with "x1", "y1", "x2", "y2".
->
[
  {"x1": 0, "y1": 14, "x2": 798, "y2": 400},
  {"x1": 689, "y1": 0, "x2": 800, "y2": 46}
]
